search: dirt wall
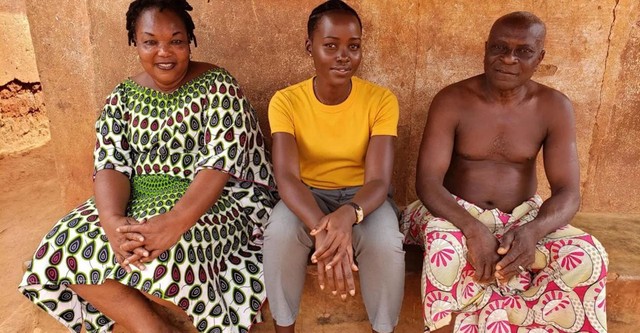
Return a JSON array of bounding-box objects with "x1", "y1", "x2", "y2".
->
[
  {"x1": 18, "y1": 0, "x2": 640, "y2": 213},
  {"x1": 0, "y1": 2, "x2": 49, "y2": 156},
  {"x1": 0, "y1": 80, "x2": 48, "y2": 155}
]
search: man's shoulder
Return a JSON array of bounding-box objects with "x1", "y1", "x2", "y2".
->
[
  {"x1": 529, "y1": 81, "x2": 573, "y2": 109},
  {"x1": 432, "y1": 75, "x2": 484, "y2": 105}
]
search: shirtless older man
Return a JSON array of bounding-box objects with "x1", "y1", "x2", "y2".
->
[{"x1": 401, "y1": 11, "x2": 609, "y2": 333}]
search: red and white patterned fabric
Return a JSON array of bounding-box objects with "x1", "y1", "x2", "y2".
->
[{"x1": 400, "y1": 196, "x2": 608, "y2": 333}]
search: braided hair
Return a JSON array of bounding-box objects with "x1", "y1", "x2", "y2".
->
[
  {"x1": 307, "y1": 0, "x2": 362, "y2": 39},
  {"x1": 126, "y1": 0, "x2": 197, "y2": 47}
]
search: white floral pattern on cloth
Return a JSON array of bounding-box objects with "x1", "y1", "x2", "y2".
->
[{"x1": 400, "y1": 195, "x2": 609, "y2": 333}]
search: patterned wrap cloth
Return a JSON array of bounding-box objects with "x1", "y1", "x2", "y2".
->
[
  {"x1": 19, "y1": 68, "x2": 277, "y2": 333},
  {"x1": 400, "y1": 195, "x2": 609, "y2": 333}
]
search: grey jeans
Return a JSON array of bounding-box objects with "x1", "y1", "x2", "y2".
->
[{"x1": 263, "y1": 186, "x2": 405, "y2": 333}]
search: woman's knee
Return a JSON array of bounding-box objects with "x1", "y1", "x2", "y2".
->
[{"x1": 356, "y1": 229, "x2": 404, "y2": 266}]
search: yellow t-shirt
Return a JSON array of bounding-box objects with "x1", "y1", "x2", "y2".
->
[{"x1": 268, "y1": 76, "x2": 399, "y2": 189}]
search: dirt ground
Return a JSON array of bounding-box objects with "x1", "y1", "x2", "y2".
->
[
  {"x1": 1, "y1": 144, "x2": 639, "y2": 332},
  {"x1": 0, "y1": 144, "x2": 69, "y2": 332}
]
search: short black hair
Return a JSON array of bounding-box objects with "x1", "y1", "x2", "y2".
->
[
  {"x1": 126, "y1": 0, "x2": 197, "y2": 47},
  {"x1": 307, "y1": 0, "x2": 362, "y2": 39}
]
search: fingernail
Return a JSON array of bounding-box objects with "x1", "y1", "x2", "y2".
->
[
  {"x1": 341, "y1": 294, "x2": 347, "y2": 300},
  {"x1": 349, "y1": 290, "x2": 355, "y2": 296},
  {"x1": 311, "y1": 257, "x2": 317, "y2": 263},
  {"x1": 326, "y1": 265, "x2": 332, "y2": 271},
  {"x1": 140, "y1": 265, "x2": 146, "y2": 270},
  {"x1": 116, "y1": 228, "x2": 121, "y2": 232},
  {"x1": 139, "y1": 237, "x2": 144, "y2": 241},
  {"x1": 320, "y1": 284, "x2": 325, "y2": 290},
  {"x1": 332, "y1": 291, "x2": 337, "y2": 295},
  {"x1": 143, "y1": 252, "x2": 149, "y2": 257},
  {"x1": 123, "y1": 260, "x2": 129, "y2": 265}
]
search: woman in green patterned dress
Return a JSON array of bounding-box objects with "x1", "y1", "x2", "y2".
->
[{"x1": 18, "y1": 1, "x2": 276, "y2": 332}]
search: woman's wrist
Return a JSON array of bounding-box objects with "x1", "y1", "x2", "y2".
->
[
  {"x1": 336, "y1": 205, "x2": 358, "y2": 226},
  {"x1": 343, "y1": 202, "x2": 363, "y2": 224},
  {"x1": 166, "y1": 206, "x2": 198, "y2": 232},
  {"x1": 99, "y1": 213, "x2": 127, "y2": 226}
]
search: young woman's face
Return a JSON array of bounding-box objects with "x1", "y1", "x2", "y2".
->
[
  {"x1": 135, "y1": 7, "x2": 191, "y2": 92},
  {"x1": 307, "y1": 11, "x2": 362, "y2": 87}
]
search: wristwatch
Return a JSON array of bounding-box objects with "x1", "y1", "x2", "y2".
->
[{"x1": 345, "y1": 202, "x2": 364, "y2": 225}]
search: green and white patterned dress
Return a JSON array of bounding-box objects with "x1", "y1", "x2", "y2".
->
[{"x1": 19, "y1": 67, "x2": 277, "y2": 333}]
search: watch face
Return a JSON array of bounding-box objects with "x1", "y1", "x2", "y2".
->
[
  {"x1": 347, "y1": 202, "x2": 363, "y2": 224},
  {"x1": 355, "y1": 205, "x2": 363, "y2": 223}
]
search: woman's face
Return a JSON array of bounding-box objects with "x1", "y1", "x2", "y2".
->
[
  {"x1": 134, "y1": 8, "x2": 190, "y2": 92},
  {"x1": 307, "y1": 11, "x2": 362, "y2": 87}
]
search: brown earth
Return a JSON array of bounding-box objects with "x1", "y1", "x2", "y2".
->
[
  {"x1": 0, "y1": 144, "x2": 67, "y2": 332},
  {"x1": 0, "y1": 79, "x2": 50, "y2": 156}
]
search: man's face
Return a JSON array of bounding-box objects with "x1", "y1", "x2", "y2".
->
[{"x1": 483, "y1": 23, "x2": 545, "y2": 91}]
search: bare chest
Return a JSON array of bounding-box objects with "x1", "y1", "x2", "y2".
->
[{"x1": 454, "y1": 108, "x2": 547, "y2": 163}]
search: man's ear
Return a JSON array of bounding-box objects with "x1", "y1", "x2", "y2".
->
[{"x1": 537, "y1": 49, "x2": 546, "y2": 64}]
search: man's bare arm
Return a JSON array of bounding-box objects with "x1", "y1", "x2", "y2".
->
[
  {"x1": 531, "y1": 93, "x2": 581, "y2": 237},
  {"x1": 496, "y1": 92, "x2": 580, "y2": 279}
]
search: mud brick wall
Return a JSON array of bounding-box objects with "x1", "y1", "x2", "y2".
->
[
  {"x1": 0, "y1": 1, "x2": 49, "y2": 155},
  {"x1": 7, "y1": 0, "x2": 640, "y2": 213}
]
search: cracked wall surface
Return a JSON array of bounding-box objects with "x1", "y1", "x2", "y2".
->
[
  {"x1": 583, "y1": 0, "x2": 640, "y2": 212},
  {"x1": 0, "y1": 1, "x2": 49, "y2": 156},
  {"x1": 0, "y1": 80, "x2": 48, "y2": 155},
  {"x1": 18, "y1": 0, "x2": 640, "y2": 212}
]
